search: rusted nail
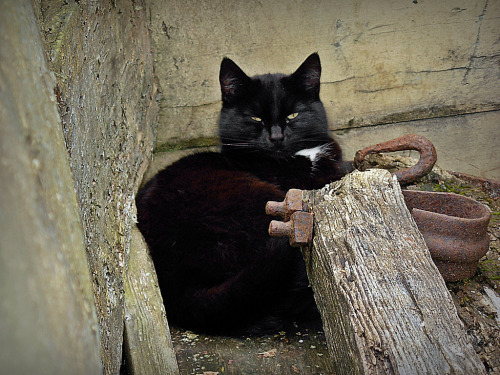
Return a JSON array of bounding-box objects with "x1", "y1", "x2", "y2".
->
[
  {"x1": 266, "y1": 189, "x2": 305, "y2": 221},
  {"x1": 353, "y1": 134, "x2": 437, "y2": 185},
  {"x1": 269, "y1": 211, "x2": 314, "y2": 247}
]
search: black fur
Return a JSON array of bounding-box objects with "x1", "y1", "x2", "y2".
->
[{"x1": 136, "y1": 54, "x2": 348, "y2": 334}]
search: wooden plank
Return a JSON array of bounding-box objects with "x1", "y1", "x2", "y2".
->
[
  {"x1": 302, "y1": 169, "x2": 486, "y2": 374},
  {"x1": 123, "y1": 226, "x2": 180, "y2": 375}
]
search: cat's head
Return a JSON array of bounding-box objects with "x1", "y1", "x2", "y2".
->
[{"x1": 218, "y1": 53, "x2": 331, "y2": 158}]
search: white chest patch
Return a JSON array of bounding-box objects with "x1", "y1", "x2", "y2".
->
[{"x1": 294, "y1": 145, "x2": 325, "y2": 162}]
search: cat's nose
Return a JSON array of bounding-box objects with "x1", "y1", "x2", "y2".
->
[{"x1": 270, "y1": 126, "x2": 284, "y2": 145}]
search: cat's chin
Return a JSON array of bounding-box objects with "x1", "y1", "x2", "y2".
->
[{"x1": 266, "y1": 149, "x2": 295, "y2": 159}]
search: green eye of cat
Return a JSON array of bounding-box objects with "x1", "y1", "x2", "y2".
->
[
  {"x1": 287, "y1": 113, "x2": 299, "y2": 120},
  {"x1": 251, "y1": 116, "x2": 262, "y2": 122}
]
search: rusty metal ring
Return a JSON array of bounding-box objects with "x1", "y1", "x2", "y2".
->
[{"x1": 353, "y1": 134, "x2": 437, "y2": 185}]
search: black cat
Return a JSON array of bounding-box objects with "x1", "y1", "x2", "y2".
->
[{"x1": 136, "y1": 53, "x2": 350, "y2": 335}]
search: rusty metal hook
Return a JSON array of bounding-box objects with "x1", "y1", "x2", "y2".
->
[{"x1": 353, "y1": 134, "x2": 437, "y2": 185}]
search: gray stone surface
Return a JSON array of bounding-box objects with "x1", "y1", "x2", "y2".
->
[
  {"x1": 333, "y1": 110, "x2": 500, "y2": 180},
  {"x1": 144, "y1": 109, "x2": 500, "y2": 181},
  {"x1": 39, "y1": 1, "x2": 158, "y2": 373},
  {"x1": 0, "y1": 1, "x2": 102, "y2": 373}
]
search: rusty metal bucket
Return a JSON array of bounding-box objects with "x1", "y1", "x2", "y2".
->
[
  {"x1": 402, "y1": 190, "x2": 491, "y2": 282},
  {"x1": 353, "y1": 134, "x2": 492, "y2": 281}
]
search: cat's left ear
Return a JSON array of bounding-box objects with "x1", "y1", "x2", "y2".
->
[
  {"x1": 291, "y1": 53, "x2": 321, "y2": 97},
  {"x1": 220, "y1": 58, "x2": 252, "y2": 104}
]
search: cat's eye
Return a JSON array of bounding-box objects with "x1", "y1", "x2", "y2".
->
[
  {"x1": 287, "y1": 113, "x2": 299, "y2": 120},
  {"x1": 251, "y1": 116, "x2": 262, "y2": 122}
]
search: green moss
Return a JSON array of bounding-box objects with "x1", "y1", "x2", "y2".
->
[
  {"x1": 153, "y1": 137, "x2": 219, "y2": 153},
  {"x1": 479, "y1": 258, "x2": 500, "y2": 278},
  {"x1": 377, "y1": 105, "x2": 461, "y2": 125},
  {"x1": 490, "y1": 211, "x2": 500, "y2": 224},
  {"x1": 41, "y1": 1, "x2": 80, "y2": 70},
  {"x1": 430, "y1": 182, "x2": 469, "y2": 195}
]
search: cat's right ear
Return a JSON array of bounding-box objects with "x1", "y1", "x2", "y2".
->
[
  {"x1": 291, "y1": 53, "x2": 321, "y2": 98},
  {"x1": 220, "y1": 58, "x2": 252, "y2": 104}
]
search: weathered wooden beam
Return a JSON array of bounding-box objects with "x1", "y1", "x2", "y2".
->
[
  {"x1": 123, "y1": 225, "x2": 180, "y2": 375},
  {"x1": 301, "y1": 169, "x2": 486, "y2": 375}
]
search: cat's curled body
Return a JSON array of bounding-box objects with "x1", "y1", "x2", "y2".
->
[{"x1": 136, "y1": 54, "x2": 349, "y2": 335}]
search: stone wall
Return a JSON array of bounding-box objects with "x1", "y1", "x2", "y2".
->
[
  {"x1": 38, "y1": 0, "x2": 157, "y2": 373},
  {"x1": 0, "y1": 1, "x2": 102, "y2": 373},
  {"x1": 147, "y1": 0, "x2": 499, "y2": 179}
]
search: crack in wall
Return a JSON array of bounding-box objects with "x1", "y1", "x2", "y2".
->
[
  {"x1": 462, "y1": 0, "x2": 489, "y2": 85},
  {"x1": 334, "y1": 106, "x2": 500, "y2": 132},
  {"x1": 168, "y1": 101, "x2": 220, "y2": 109},
  {"x1": 322, "y1": 66, "x2": 470, "y2": 87}
]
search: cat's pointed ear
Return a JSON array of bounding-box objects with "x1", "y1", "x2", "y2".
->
[
  {"x1": 220, "y1": 58, "x2": 252, "y2": 104},
  {"x1": 291, "y1": 53, "x2": 321, "y2": 97}
]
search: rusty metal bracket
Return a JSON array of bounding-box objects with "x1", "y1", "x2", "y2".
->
[
  {"x1": 266, "y1": 189, "x2": 313, "y2": 247},
  {"x1": 354, "y1": 134, "x2": 437, "y2": 185},
  {"x1": 269, "y1": 211, "x2": 314, "y2": 247},
  {"x1": 265, "y1": 188, "x2": 305, "y2": 221}
]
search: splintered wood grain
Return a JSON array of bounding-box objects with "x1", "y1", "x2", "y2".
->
[
  {"x1": 123, "y1": 226, "x2": 180, "y2": 375},
  {"x1": 302, "y1": 169, "x2": 486, "y2": 375}
]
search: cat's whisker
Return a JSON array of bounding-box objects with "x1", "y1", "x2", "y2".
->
[
  {"x1": 222, "y1": 144, "x2": 255, "y2": 148},
  {"x1": 221, "y1": 138, "x2": 254, "y2": 143}
]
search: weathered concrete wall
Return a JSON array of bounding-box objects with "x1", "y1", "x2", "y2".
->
[
  {"x1": 147, "y1": 0, "x2": 499, "y2": 179},
  {"x1": 334, "y1": 110, "x2": 499, "y2": 179},
  {"x1": 0, "y1": 1, "x2": 102, "y2": 373},
  {"x1": 38, "y1": 0, "x2": 158, "y2": 373}
]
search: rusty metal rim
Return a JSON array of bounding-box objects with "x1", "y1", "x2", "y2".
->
[{"x1": 402, "y1": 190, "x2": 491, "y2": 224}]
